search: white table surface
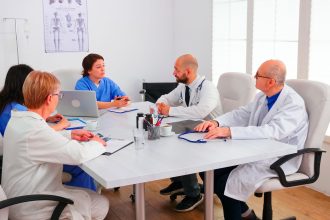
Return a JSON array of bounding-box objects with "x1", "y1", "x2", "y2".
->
[
  {"x1": 81, "y1": 102, "x2": 297, "y2": 188},
  {"x1": 80, "y1": 102, "x2": 297, "y2": 220}
]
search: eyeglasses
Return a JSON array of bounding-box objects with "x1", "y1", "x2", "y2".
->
[
  {"x1": 254, "y1": 72, "x2": 273, "y2": 80},
  {"x1": 52, "y1": 92, "x2": 63, "y2": 99}
]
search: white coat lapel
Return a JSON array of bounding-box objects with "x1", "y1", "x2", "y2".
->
[
  {"x1": 250, "y1": 95, "x2": 267, "y2": 126},
  {"x1": 260, "y1": 85, "x2": 289, "y2": 125}
]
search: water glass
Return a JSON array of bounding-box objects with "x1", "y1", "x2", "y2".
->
[{"x1": 133, "y1": 128, "x2": 145, "y2": 150}]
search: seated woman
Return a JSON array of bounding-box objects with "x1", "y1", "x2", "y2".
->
[
  {"x1": 0, "y1": 64, "x2": 69, "y2": 135},
  {"x1": 2, "y1": 71, "x2": 109, "y2": 220},
  {"x1": 75, "y1": 53, "x2": 130, "y2": 109},
  {"x1": 0, "y1": 64, "x2": 97, "y2": 192}
]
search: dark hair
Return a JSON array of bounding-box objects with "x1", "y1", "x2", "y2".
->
[
  {"x1": 0, "y1": 64, "x2": 33, "y2": 114},
  {"x1": 82, "y1": 53, "x2": 104, "y2": 77}
]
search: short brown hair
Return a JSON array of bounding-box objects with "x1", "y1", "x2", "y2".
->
[
  {"x1": 82, "y1": 53, "x2": 104, "y2": 77},
  {"x1": 23, "y1": 71, "x2": 60, "y2": 109}
]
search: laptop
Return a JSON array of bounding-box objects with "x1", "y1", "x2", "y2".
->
[{"x1": 56, "y1": 90, "x2": 99, "y2": 117}]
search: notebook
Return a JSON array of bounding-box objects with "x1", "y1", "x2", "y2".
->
[{"x1": 56, "y1": 90, "x2": 99, "y2": 117}]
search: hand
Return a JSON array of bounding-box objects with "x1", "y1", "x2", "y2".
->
[
  {"x1": 113, "y1": 96, "x2": 129, "y2": 108},
  {"x1": 194, "y1": 120, "x2": 218, "y2": 132},
  {"x1": 71, "y1": 129, "x2": 94, "y2": 141},
  {"x1": 203, "y1": 127, "x2": 231, "y2": 139},
  {"x1": 46, "y1": 114, "x2": 63, "y2": 123},
  {"x1": 89, "y1": 135, "x2": 106, "y2": 146},
  {"x1": 115, "y1": 95, "x2": 130, "y2": 101},
  {"x1": 54, "y1": 117, "x2": 71, "y2": 131},
  {"x1": 49, "y1": 115, "x2": 70, "y2": 131},
  {"x1": 157, "y1": 102, "x2": 170, "y2": 116}
]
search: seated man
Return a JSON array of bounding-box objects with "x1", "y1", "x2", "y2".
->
[
  {"x1": 157, "y1": 54, "x2": 222, "y2": 212},
  {"x1": 195, "y1": 59, "x2": 309, "y2": 220}
]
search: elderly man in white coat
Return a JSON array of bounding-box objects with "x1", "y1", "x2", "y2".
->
[
  {"x1": 195, "y1": 59, "x2": 308, "y2": 220},
  {"x1": 156, "y1": 54, "x2": 222, "y2": 212},
  {"x1": 2, "y1": 71, "x2": 109, "y2": 220}
]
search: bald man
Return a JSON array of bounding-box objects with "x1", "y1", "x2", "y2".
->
[
  {"x1": 157, "y1": 54, "x2": 222, "y2": 119},
  {"x1": 195, "y1": 60, "x2": 309, "y2": 220},
  {"x1": 157, "y1": 54, "x2": 222, "y2": 212}
]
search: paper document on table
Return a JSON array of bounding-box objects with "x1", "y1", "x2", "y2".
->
[
  {"x1": 65, "y1": 118, "x2": 87, "y2": 130},
  {"x1": 108, "y1": 107, "x2": 138, "y2": 114},
  {"x1": 105, "y1": 139, "x2": 134, "y2": 154}
]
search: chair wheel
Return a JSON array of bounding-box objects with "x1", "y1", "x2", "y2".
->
[{"x1": 129, "y1": 194, "x2": 135, "y2": 203}]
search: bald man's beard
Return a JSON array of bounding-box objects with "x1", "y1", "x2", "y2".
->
[{"x1": 176, "y1": 73, "x2": 188, "y2": 84}]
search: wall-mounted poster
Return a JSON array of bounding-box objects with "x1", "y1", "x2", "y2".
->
[{"x1": 43, "y1": 0, "x2": 89, "y2": 53}]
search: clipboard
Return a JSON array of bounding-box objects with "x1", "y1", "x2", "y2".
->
[{"x1": 108, "y1": 107, "x2": 138, "y2": 114}]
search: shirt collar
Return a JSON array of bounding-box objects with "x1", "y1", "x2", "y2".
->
[
  {"x1": 187, "y1": 75, "x2": 204, "y2": 90},
  {"x1": 12, "y1": 110, "x2": 44, "y2": 121},
  {"x1": 266, "y1": 90, "x2": 282, "y2": 110}
]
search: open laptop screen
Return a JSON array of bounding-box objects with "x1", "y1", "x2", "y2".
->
[{"x1": 56, "y1": 90, "x2": 99, "y2": 117}]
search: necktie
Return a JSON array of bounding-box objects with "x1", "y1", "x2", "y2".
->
[{"x1": 185, "y1": 86, "x2": 190, "y2": 106}]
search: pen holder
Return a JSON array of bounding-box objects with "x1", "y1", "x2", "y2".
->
[{"x1": 147, "y1": 125, "x2": 160, "y2": 140}]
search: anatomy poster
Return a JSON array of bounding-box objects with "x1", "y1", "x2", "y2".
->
[{"x1": 43, "y1": 0, "x2": 89, "y2": 53}]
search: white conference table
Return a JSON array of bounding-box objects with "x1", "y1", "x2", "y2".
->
[{"x1": 81, "y1": 102, "x2": 297, "y2": 220}]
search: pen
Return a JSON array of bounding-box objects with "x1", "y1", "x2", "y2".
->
[{"x1": 155, "y1": 116, "x2": 164, "y2": 126}]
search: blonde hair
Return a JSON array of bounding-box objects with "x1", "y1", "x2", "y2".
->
[{"x1": 23, "y1": 71, "x2": 60, "y2": 109}]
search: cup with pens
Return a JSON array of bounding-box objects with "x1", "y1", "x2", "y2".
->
[{"x1": 145, "y1": 115, "x2": 164, "y2": 140}]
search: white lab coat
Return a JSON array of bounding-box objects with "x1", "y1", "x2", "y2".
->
[
  {"x1": 2, "y1": 111, "x2": 106, "y2": 220},
  {"x1": 157, "y1": 75, "x2": 223, "y2": 119},
  {"x1": 215, "y1": 85, "x2": 308, "y2": 201}
]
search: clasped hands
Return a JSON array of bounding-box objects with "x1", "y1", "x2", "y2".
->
[
  {"x1": 194, "y1": 120, "x2": 231, "y2": 140},
  {"x1": 113, "y1": 96, "x2": 130, "y2": 108}
]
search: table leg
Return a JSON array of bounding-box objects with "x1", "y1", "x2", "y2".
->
[
  {"x1": 135, "y1": 183, "x2": 145, "y2": 220},
  {"x1": 204, "y1": 170, "x2": 214, "y2": 220}
]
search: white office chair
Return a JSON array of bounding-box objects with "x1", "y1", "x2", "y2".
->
[
  {"x1": 255, "y1": 79, "x2": 330, "y2": 220},
  {"x1": 0, "y1": 185, "x2": 73, "y2": 220},
  {"x1": 52, "y1": 69, "x2": 82, "y2": 90},
  {"x1": 217, "y1": 72, "x2": 256, "y2": 113}
]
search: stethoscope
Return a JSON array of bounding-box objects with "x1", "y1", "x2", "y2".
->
[
  {"x1": 179, "y1": 79, "x2": 206, "y2": 105},
  {"x1": 178, "y1": 130, "x2": 207, "y2": 143}
]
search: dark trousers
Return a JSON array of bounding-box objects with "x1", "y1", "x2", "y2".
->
[
  {"x1": 200, "y1": 166, "x2": 249, "y2": 220},
  {"x1": 170, "y1": 174, "x2": 200, "y2": 197}
]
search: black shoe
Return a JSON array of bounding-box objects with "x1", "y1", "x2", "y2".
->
[
  {"x1": 242, "y1": 210, "x2": 261, "y2": 220},
  {"x1": 160, "y1": 181, "x2": 183, "y2": 195},
  {"x1": 174, "y1": 194, "x2": 204, "y2": 212}
]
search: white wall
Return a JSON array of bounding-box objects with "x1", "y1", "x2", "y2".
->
[
  {"x1": 310, "y1": 142, "x2": 330, "y2": 196},
  {"x1": 173, "y1": 0, "x2": 213, "y2": 81},
  {"x1": 0, "y1": 0, "x2": 175, "y2": 101}
]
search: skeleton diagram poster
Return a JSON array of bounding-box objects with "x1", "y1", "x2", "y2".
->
[{"x1": 43, "y1": 0, "x2": 89, "y2": 53}]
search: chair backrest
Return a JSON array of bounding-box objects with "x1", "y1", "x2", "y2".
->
[
  {"x1": 286, "y1": 79, "x2": 330, "y2": 176},
  {"x1": 0, "y1": 185, "x2": 9, "y2": 220},
  {"x1": 142, "y1": 82, "x2": 178, "y2": 103},
  {"x1": 217, "y1": 72, "x2": 256, "y2": 113},
  {"x1": 52, "y1": 69, "x2": 82, "y2": 90}
]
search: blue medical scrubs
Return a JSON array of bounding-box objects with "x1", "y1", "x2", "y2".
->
[
  {"x1": 0, "y1": 102, "x2": 97, "y2": 191},
  {"x1": 0, "y1": 102, "x2": 27, "y2": 136},
  {"x1": 75, "y1": 76, "x2": 125, "y2": 101}
]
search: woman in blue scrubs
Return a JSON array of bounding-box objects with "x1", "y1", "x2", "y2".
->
[
  {"x1": 75, "y1": 53, "x2": 130, "y2": 109},
  {"x1": 0, "y1": 64, "x2": 97, "y2": 191}
]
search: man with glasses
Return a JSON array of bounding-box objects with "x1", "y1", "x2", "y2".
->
[{"x1": 195, "y1": 59, "x2": 309, "y2": 220}]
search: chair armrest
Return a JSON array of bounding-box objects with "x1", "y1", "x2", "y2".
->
[
  {"x1": 270, "y1": 148, "x2": 326, "y2": 187},
  {"x1": 0, "y1": 194, "x2": 74, "y2": 220}
]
